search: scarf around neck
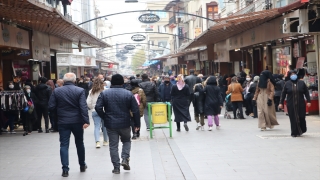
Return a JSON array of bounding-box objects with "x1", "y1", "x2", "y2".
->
[{"x1": 176, "y1": 80, "x2": 185, "y2": 90}]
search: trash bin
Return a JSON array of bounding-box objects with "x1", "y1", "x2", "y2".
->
[{"x1": 151, "y1": 103, "x2": 167, "y2": 124}]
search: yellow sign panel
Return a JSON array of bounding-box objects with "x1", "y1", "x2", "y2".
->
[{"x1": 195, "y1": 27, "x2": 202, "y2": 37}]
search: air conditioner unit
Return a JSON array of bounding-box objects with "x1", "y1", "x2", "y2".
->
[
  {"x1": 282, "y1": 17, "x2": 299, "y2": 33},
  {"x1": 298, "y1": 9, "x2": 309, "y2": 34}
]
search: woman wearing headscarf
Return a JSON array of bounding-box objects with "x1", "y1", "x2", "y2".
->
[
  {"x1": 279, "y1": 70, "x2": 311, "y2": 137},
  {"x1": 226, "y1": 76, "x2": 245, "y2": 119},
  {"x1": 23, "y1": 85, "x2": 39, "y2": 135},
  {"x1": 171, "y1": 74, "x2": 191, "y2": 132},
  {"x1": 203, "y1": 76, "x2": 223, "y2": 131},
  {"x1": 253, "y1": 70, "x2": 279, "y2": 131}
]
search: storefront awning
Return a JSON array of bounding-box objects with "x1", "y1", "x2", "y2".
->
[
  {"x1": 182, "y1": 1, "x2": 306, "y2": 50},
  {"x1": 0, "y1": 0, "x2": 110, "y2": 48}
]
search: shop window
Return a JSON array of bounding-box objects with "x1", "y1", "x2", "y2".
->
[
  {"x1": 58, "y1": 67, "x2": 69, "y2": 79},
  {"x1": 272, "y1": 47, "x2": 291, "y2": 75}
]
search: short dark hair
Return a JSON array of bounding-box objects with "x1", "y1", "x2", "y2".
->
[
  {"x1": 136, "y1": 74, "x2": 140, "y2": 77},
  {"x1": 40, "y1": 77, "x2": 48, "y2": 84},
  {"x1": 141, "y1": 74, "x2": 149, "y2": 80}
]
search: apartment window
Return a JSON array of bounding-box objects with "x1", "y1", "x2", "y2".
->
[
  {"x1": 101, "y1": 31, "x2": 104, "y2": 38},
  {"x1": 158, "y1": 41, "x2": 168, "y2": 48}
]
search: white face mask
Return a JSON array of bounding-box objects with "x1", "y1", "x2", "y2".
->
[
  {"x1": 26, "y1": 89, "x2": 31, "y2": 93},
  {"x1": 246, "y1": 78, "x2": 251, "y2": 81},
  {"x1": 9, "y1": 85, "x2": 14, "y2": 89}
]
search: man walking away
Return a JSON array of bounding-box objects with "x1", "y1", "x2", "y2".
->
[
  {"x1": 95, "y1": 74, "x2": 140, "y2": 174},
  {"x1": 184, "y1": 69, "x2": 201, "y2": 107},
  {"x1": 35, "y1": 77, "x2": 52, "y2": 133},
  {"x1": 48, "y1": 73, "x2": 90, "y2": 177},
  {"x1": 139, "y1": 74, "x2": 158, "y2": 130}
]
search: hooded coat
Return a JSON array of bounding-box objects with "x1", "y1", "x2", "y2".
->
[
  {"x1": 193, "y1": 83, "x2": 205, "y2": 114},
  {"x1": 131, "y1": 87, "x2": 147, "y2": 117},
  {"x1": 204, "y1": 77, "x2": 223, "y2": 116}
]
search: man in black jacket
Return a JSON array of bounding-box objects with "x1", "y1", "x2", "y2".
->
[
  {"x1": 95, "y1": 74, "x2": 140, "y2": 174},
  {"x1": 35, "y1": 77, "x2": 52, "y2": 133},
  {"x1": 48, "y1": 73, "x2": 90, "y2": 177},
  {"x1": 139, "y1": 74, "x2": 158, "y2": 130},
  {"x1": 184, "y1": 69, "x2": 201, "y2": 107}
]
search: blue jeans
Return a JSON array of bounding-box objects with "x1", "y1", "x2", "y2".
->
[
  {"x1": 92, "y1": 111, "x2": 108, "y2": 142},
  {"x1": 58, "y1": 123, "x2": 86, "y2": 171},
  {"x1": 107, "y1": 128, "x2": 131, "y2": 168}
]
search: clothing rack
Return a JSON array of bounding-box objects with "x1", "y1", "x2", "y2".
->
[{"x1": 0, "y1": 90, "x2": 27, "y2": 111}]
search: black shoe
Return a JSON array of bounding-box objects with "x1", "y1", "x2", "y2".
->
[
  {"x1": 132, "y1": 134, "x2": 137, "y2": 140},
  {"x1": 233, "y1": 117, "x2": 237, "y2": 119},
  {"x1": 45, "y1": 129, "x2": 49, "y2": 133},
  {"x1": 121, "y1": 159, "x2": 130, "y2": 170},
  {"x1": 80, "y1": 165, "x2": 87, "y2": 172},
  {"x1": 291, "y1": 135, "x2": 297, "y2": 137},
  {"x1": 136, "y1": 132, "x2": 140, "y2": 138},
  {"x1": 112, "y1": 167, "x2": 120, "y2": 174},
  {"x1": 38, "y1": 129, "x2": 43, "y2": 133},
  {"x1": 50, "y1": 129, "x2": 58, "y2": 133},
  {"x1": 184, "y1": 124, "x2": 189, "y2": 131},
  {"x1": 176, "y1": 128, "x2": 180, "y2": 132},
  {"x1": 62, "y1": 171, "x2": 69, "y2": 177},
  {"x1": 240, "y1": 117, "x2": 246, "y2": 119}
]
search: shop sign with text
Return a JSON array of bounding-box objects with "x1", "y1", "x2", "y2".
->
[
  {"x1": 131, "y1": 34, "x2": 146, "y2": 41},
  {"x1": 138, "y1": 13, "x2": 160, "y2": 24}
]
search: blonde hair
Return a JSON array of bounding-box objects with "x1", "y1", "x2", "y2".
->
[{"x1": 177, "y1": 74, "x2": 184, "y2": 82}]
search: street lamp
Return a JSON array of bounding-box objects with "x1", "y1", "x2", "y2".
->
[{"x1": 125, "y1": 0, "x2": 138, "y2": 2}]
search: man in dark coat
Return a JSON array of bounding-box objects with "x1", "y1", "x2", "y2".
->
[
  {"x1": 35, "y1": 77, "x2": 52, "y2": 133},
  {"x1": 274, "y1": 74, "x2": 285, "y2": 112},
  {"x1": 48, "y1": 73, "x2": 90, "y2": 177},
  {"x1": 158, "y1": 76, "x2": 173, "y2": 102},
  {"x1": 95, "y1": 74, "x2": 140, "y2": 174},
  {"x1": 184, "y1": 69, "x2": 201, "y2": 107},
  {"x1": 139, "y1": 74, "x2": 158, "y2": 130}
]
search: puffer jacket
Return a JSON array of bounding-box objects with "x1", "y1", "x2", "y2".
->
[
  {"x1": 131, "y1": 87, "x2": 147, "y2": 117},
  {"x1": 139, "y1": 79, "x2": 158, "y2": 102},
  {"x1": 193, "y1": 83, "x2": 205, "y2": 114},
  {"x1": 35, "y1": 83, "x2": 52, "y2": 105},
  {"x1": 184, "y1": 74, "x2": 200, "y2": 94},
  {"x1": 204, "y1": 77, "x2": 223, "y2": 115},
  {"x1": 48, "y1": 82, "x2": 89, "y2": 125},
  {"x1": 95, "y1": 86, "x2": 140, "y2": 129}
]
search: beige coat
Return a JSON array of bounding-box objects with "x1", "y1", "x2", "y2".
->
[{"x1": 253, "y1": 80, "x2": 279, "y2": 128}]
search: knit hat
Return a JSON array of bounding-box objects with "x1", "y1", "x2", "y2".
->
[
  {"x1": 111, "y1": 74, "x2": 124, "y2": 85},
  {"x1": 253, "y1": 76, "x2": 260, "y2": 82}
]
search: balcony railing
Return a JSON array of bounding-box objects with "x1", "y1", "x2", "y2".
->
[{"x1": 231, "y1": 0, "x2": 265, "y2": 16}]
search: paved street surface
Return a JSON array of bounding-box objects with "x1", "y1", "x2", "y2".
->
[{"x1": 0, "y1": 107, "x2": 320, "y2": 180}]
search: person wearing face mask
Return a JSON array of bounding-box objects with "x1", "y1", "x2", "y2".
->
[
  {"x1": 253, "y1": 70, "x2": 279, "y2": 131},
  {"x1": 23, "y1": 85, "x2": 39, "y2": 135},
  {"x1": 158, "y1": 76, "x2": 173, "y2": 102},
  {"x1": 279, "y1": 70, "x2": 311, "y2": 137}
]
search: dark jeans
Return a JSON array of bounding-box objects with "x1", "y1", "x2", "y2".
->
[
  {"x1": 245, "y1": 99, "x2": 253, "y2": 115},
  {"x1": 37, "y1": 105, "x2": 49, "y2": 130},
  {"x1": 232, "y1": 101, "x2": 244, "y2": 118},
  {"x1": 5, "y1": 112, "x2": 15, "y2": 131},
  {"x1": 130, "y1": 118, "x2": 140, "y2": 135},
  {"x1": 252, "y1": 101, "x2": 258, "y2": 118},
  {"x1": 274, "y1": 96, "x2": 280, "y2": 112},
  {"x1": 58, "y1": 123, "x2": 86, "y2": 171},
  {"x1": 49, "y1": 112, "x2": 55, "y2": 129},
  {"x1": 107, "y1": 128, "x2": 131, "y2": 168}
]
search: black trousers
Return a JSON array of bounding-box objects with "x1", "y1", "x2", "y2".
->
[
  {"x1": 245, "y1": 99, "x2": 253, "y2": 115},
  {"x1": 188, "y1": 93, "x2": 194, "y2": 107},
  {"x1": 232, "y1": 101, "x2": 244, "y2": 118},
  {"x1": 37, "y1": 105, "x2": 49, "y2": 130},
  {"x1": 252, "y1": 101, "x2": 258, "y2": 118},
  {"x1": 274, "y1": 96, "x2": 280, "y2": 112}
]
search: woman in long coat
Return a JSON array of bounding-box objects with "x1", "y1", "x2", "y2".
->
[
  {"x1": 253, "y1": 70, "x2": 279, "y2": 131},
  {"x1": 226, "y1": 76, "x2": 245, "y2": 119},
  {"x1": 204, "y1": 76, "x2": 223, "y2": 131},
  {"x1": 193, "y1": 78, "x2": 205, "y2": 130},
  {"x1": 279, "y1": 70, "x2": 311, "y2": 137},
  {"x1": 23, "y1": 85, "x2": 39, "y2": 134},
  {"x1": 171, "y1": 74, "x2": 191, "y2": 132}
]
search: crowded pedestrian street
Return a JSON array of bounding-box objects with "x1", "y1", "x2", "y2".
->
[{"x1": 0, "y1": 107, "x2": 319, "y2": 180}]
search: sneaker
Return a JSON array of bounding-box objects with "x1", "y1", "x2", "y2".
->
[
  {"x1": 261, "y1": 128, "x2": 266, "y2": 131},
  {"x1": 45, "y1": 129, "x2": 49, "y2": 133},
  {"x1": 96, "y1": 142, "x2": 101, "y2": 148},
  {"x1": 249, "y1": 113, "x2": 254, "y2": 117},
  {"x1": 208, "y1": 127, "x2": 212, "y2": 131},
  {"x1": 200, "y1": 126, "x2": 204, "y2": 131},
  {"x1": 146, "y1": 128, "x2": 150, "y2": 131},
  {"x1": 132, "y1": 135, "x2": 137, "y2": 140},
  {"x1": 196, "y1": 125, "x2": 201, "y2": 130},
  {"x1": 184, "y1": 124, "x2": 189, "y2": 131},
  {"x1": 80, "y1": 165, "x2": 87, "y2": 172},
  {"x1": 10, "y1": 130, "x2": 16, "y2": 134},
  {"x1": 38, "y1": 129, "x2": 43, "y2": 133},
  {"x1": 103, "y1": 141, "x2": 109, "y2": 146},
  {"x1": 112, "y1": 167, "x2": 120, "y2": 174},
  {"x1": 216, "y1": 125, "x2": 221, "y2": 130},
  {"x1": 62, "y1": 170, "x2": 69, "y2": 177},
  {"x1": 121, "y1": 159, "x2": 130, "y2": 170},
  {"x1": 1, "y1": 128, "x2": 8, "y2": 132}
]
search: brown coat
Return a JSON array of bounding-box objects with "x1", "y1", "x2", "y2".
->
[
  {"x1": 226, "y1": 83, "x2": 243, "y2": 102},
  {"x1": 253, "y1": 80, "x2": 279, "y2": 128},
  {"x1": 131, "y1": 87, "x2": 147, "y2": 117}
]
